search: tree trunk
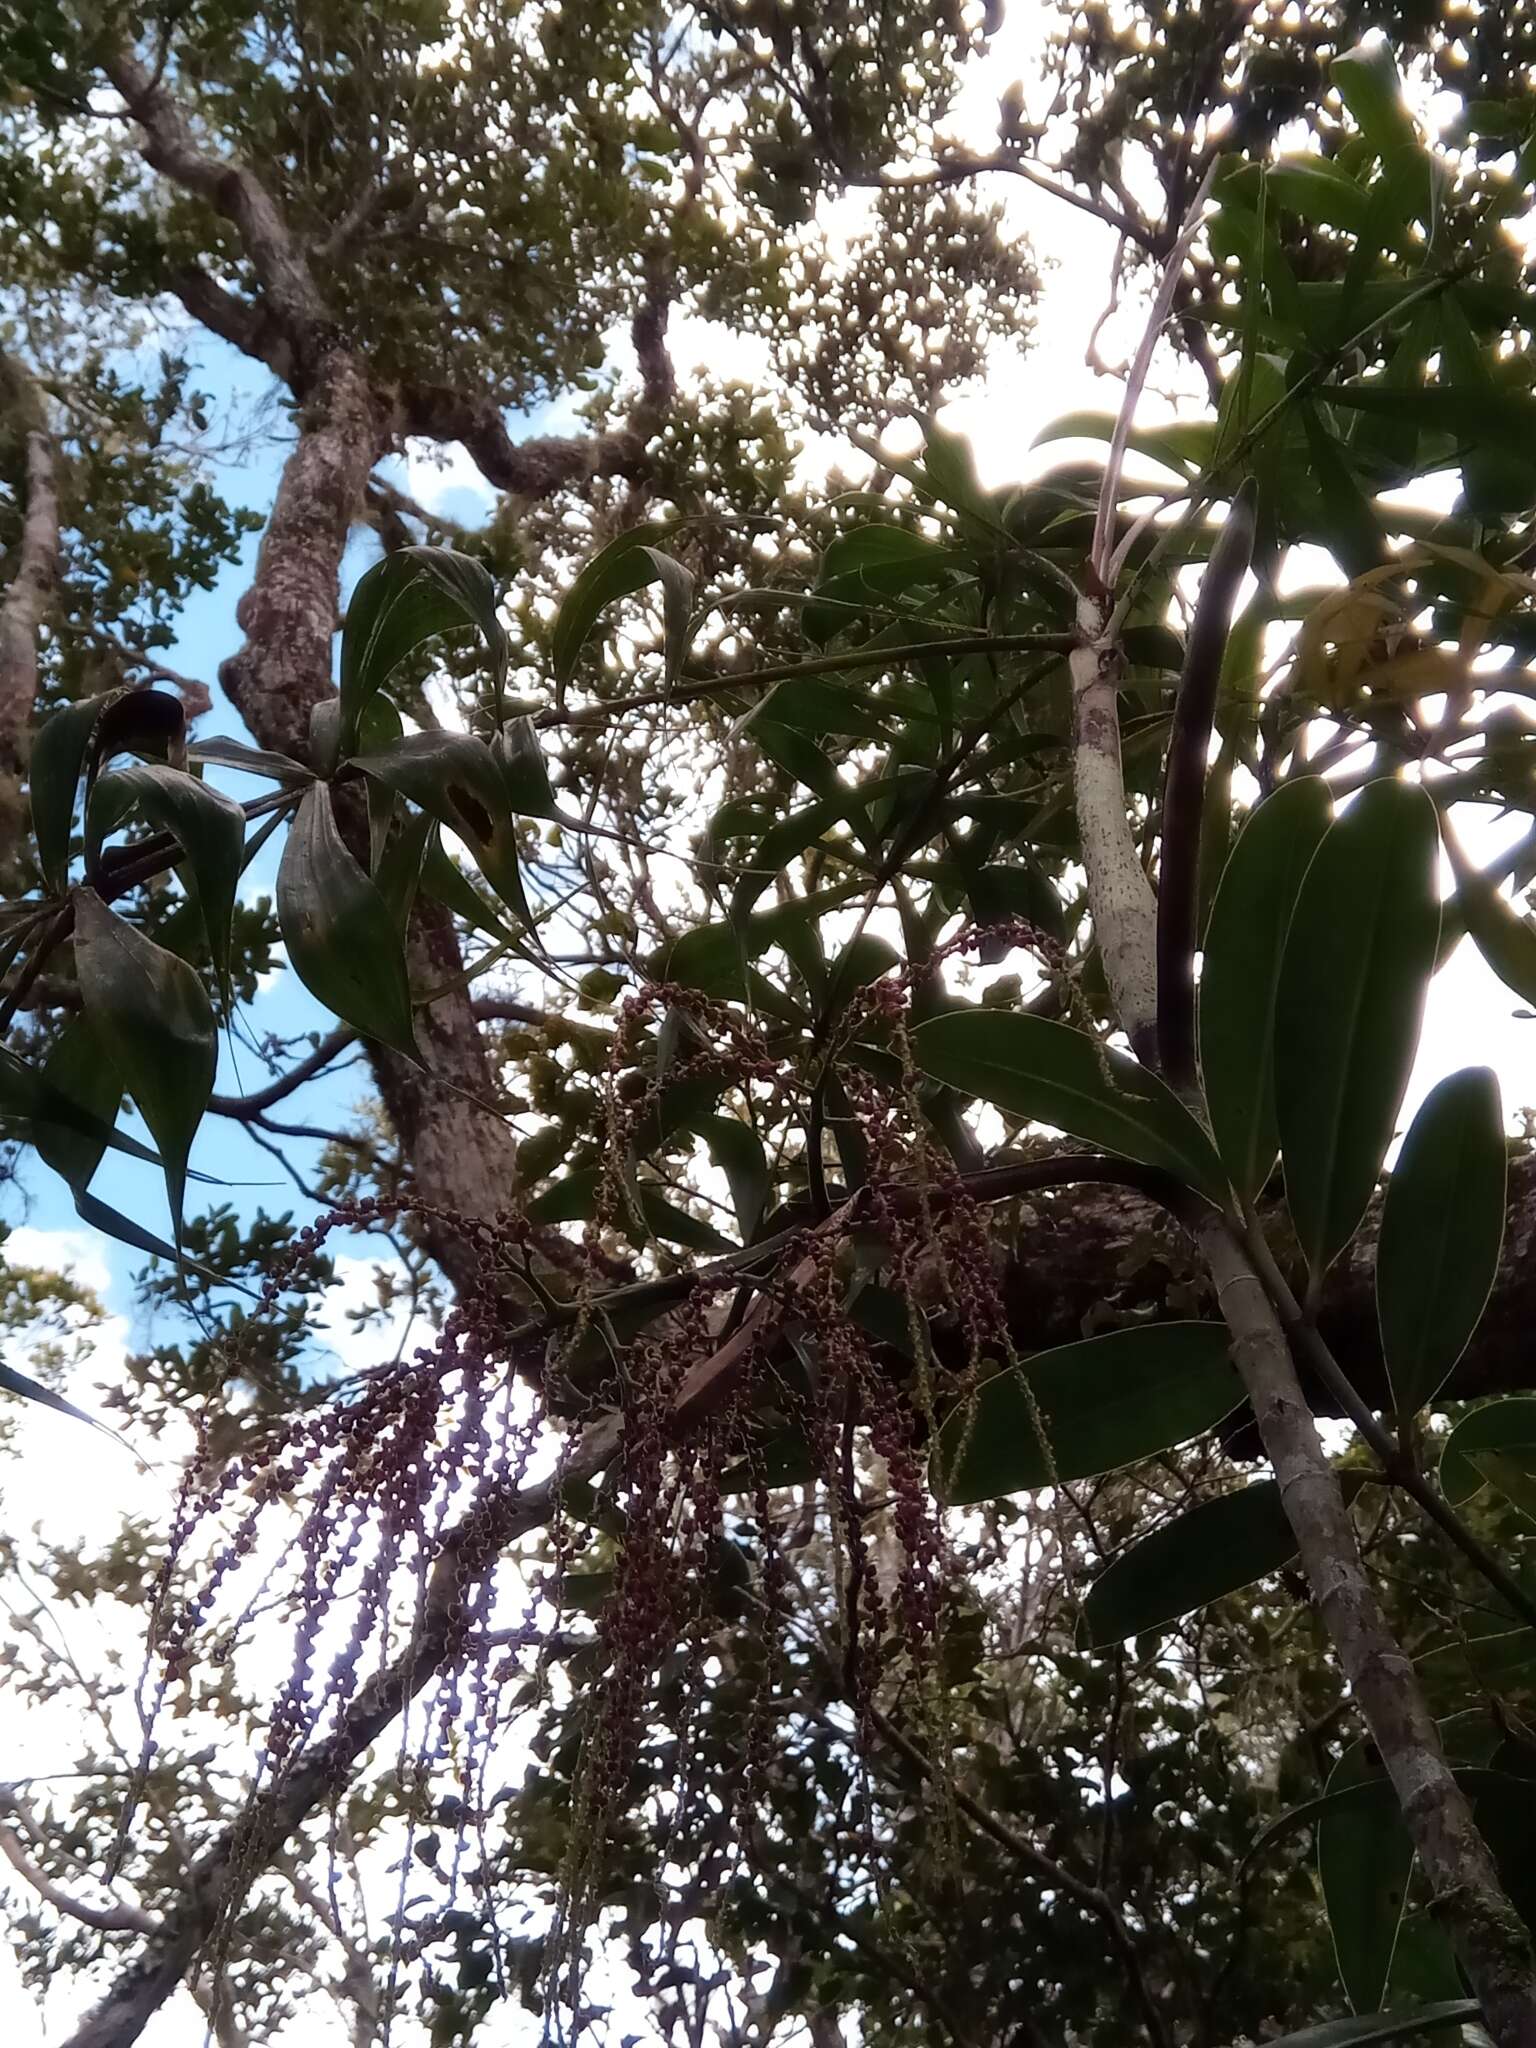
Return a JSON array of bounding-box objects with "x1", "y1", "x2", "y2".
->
[{"x1": 216, "y1": 346, "x2": 522, "y2": 1273}]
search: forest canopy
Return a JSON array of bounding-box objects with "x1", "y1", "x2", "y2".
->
[{"x1": 8, "y1": 5, "x2": 1536, "y2": 2047}]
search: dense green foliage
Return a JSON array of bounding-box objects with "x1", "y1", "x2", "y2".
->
[{"x1": 10, "y1": 7, "x2": 1536, "y2": 2048}]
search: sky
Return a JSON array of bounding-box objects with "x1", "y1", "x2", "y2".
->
[{"x1": 5, "y1": 6, "x2": 1536, "y2": 2043}]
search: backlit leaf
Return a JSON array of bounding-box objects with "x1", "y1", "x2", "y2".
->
[
  {"x1": 1080, "y1": 1473, "x2": 1367, "y2": 1647},
  {"x1": 911, "y1": 1011, "x2": 1226, "y2": 1199},
  {"x1": 1440, "y1": 1397, "x2": 1536, "y2": 1516},
  {"x1": 0, "y1": 1357, "x2": 135, "y2": 1456},
  {"x1": 933, "y1": 1323, "x2": 1242, "y2": 1505},
  {"x1": 341, "y1": 545, "x2": 507, "y2": 748},
  {"x1": 695, "y1": 1114, "x2": 771, "y2": 1241},
  {"x1": 1332, "y1": 41, "x2": 1421, "y2": 161},
  {"x1": 1377, "y1": 1067, "x2": 1506, "y2": 1415},
  {"x1": 1200, "y1": 777, "x2": 1333, "y2": 1201},
  {"x1": 1031, "y1": 409, "x2": 1214, "y2": 479},
  {"x1": 419, "y1": 827, "x2": 520, "y2": 945},
  {"x1": 73, "y1": 888, "x2": 216, "y2": 1233},
  {"x1": 0, "y1": 1045, "x2": 158, "y2": 1171},
  {"x1": 552, "y1": 527, "x2": 694, "y2": 687},
  {"x1": 1446, "y1": 831, "x2": 1536, "y2": 1006},
  {"x1": 1275, "y1": 780, "x2": 1441, "y2": 1280}
]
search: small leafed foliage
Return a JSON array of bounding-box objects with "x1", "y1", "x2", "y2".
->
[{"x1": 12, "y1": 8, "x2": 1536, "y2": 2048}]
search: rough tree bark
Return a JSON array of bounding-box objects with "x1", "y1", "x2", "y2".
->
[
  {"x1": 0, "y1": 352, "x2": 59, "y2": 775},
  {"x1": 97, "y1": 35, "x2": 597, "y2": 1283},
  {"x1": 212, "y1": 343, "x2": 525, "y2": 1283}
]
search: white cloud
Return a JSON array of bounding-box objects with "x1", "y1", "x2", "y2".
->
[
  {"x1": 392, "y1": 439, "x2": 497, "y2": 516},
  {"x1": 313, "y1": 1250, "x2": 427, "y2": 1378},
  {"x1": 5, "y1": 1225, "x2": 114, "y2": 1301}
]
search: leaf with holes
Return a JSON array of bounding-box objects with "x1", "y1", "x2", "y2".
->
[
  {"x1": 419, "y1": 827, "x2": 520, "y2": 946},
  {"x1": 352, "y1": 729, "x2": 530, "y2": 927}
]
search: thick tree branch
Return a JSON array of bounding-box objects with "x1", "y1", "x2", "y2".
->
[
  {"x1": 1069, "y1": 591, "x2": 1159, "y2": 1062},
  {"x1": 999, "y1": 1153, "x2": 1536, "y2": 1416},
  {"x1": 217, "y1": 351, "x2": 387, "y2": 756},
  {"x1": 164, "y1": 264, "x2": 294, "y2": 384},
  {"x1": 1196, "y1": 1214, "x2": 1536, "y2": 2043},
  {"x1": 0, "y1": 1810, "x2": 161, "y2": 1938},
  {"x1": 208, "y1": 1029, "x2": 360, "y2": 1119},
  {"x1": 85, "y1": 629, "x2": 212, "y2": 719},
  {"x1": 100, "y1": 44, "x2": 327, "y2": 371},
  {"x1": 0, "y1": 353, "x2": 60, "y2": 774},
  {"x1": 209, "y1": 352, "x2": 526, "y2": 1288},
  {"x1": 401, "y1": 249, "x2": 675, "y2": 500},
  {"x1": 399, "y1": 385, "x2": 654, "y2": 500},
  {"x1": 92, "y1": 34, "x2": 542, "y2": 1295}
]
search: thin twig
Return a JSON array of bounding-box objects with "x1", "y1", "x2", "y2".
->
[{"x1": 868, "y1": 1706, "x2": 1172, "y2": 2048}]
